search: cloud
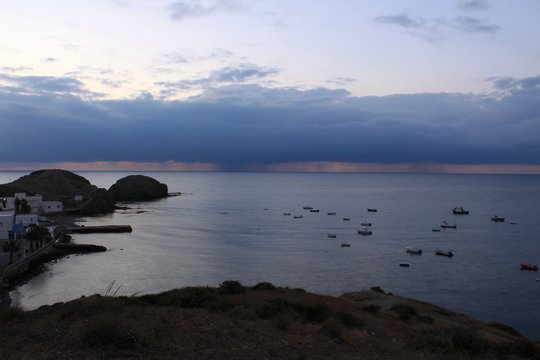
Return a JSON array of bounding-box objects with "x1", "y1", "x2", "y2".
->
[
  {"x1": 157, "y1": 64, "x2": 279, "y2": 94},
  {"x1": 451, "y1": 16, "x2": 500, "y2": 33},
  {"x1": 0, "y1": 73, "x2": 102, "y2": 98},
  {"x1": 44, "y1": 57, "x2": 59, "y2": 63},
  {"x1": 374, "y1": 11, "x2": 500, "y2": 43},
  {"x1": 458, "y1": 0, "x2": 491, "y2": 11},
  {"x1": 327, "y1": 77, "x2": 357, "y2": 86},
  {"x1": 1, "y1": 66, "x2": 33, "y2": 73},
  {"x1": 168, "y1": 0, "x2": 245, "y2": 21},
  {"x1": 373, "y1": 14, "x2": 424, "y2": 29},
  {"x1": 1, "y1": 73, "x2": 540, "y2": 168}
]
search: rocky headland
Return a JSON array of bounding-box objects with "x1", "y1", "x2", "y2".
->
[{"x1": 108, "y1": 174, "x2": 168, "y2": 201}]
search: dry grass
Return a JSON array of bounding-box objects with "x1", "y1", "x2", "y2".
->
[{"x1": 0, "y1": 282, "x2": 538, "y2": 360}]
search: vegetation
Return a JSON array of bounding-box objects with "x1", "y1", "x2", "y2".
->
[
  {"x1": 0, "y1": 283, "x2": 538, "y2": 359},
  {"x1": 2, "y1": 239, "x2": 20, "y2": 264}
]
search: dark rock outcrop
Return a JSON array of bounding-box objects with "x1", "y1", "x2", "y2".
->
[
  {"x1": 0, "y1": 169, "x2": 115, "y2": 214},
  {"x1": 108, "y1": 175, "x2": 168, "y2": 201}
]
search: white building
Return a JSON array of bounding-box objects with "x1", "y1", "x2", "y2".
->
[
  {"x1": 14, "y1": 214, "x2": 39, "y2": 227},
  {"x1": 0, "y1": 211, "x2": 14, "y2": 240},
  {"x1": 0, "y1": 193, "x2": 63, "y2": 214}
]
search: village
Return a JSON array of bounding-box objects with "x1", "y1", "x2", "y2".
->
[{"x1": 0, "y1": 192, "x2": 64, "y2": 271}]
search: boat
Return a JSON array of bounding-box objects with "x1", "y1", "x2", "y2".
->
[
  {"x1": 405, "y1": 247, "x2": 422, "y2": 255},
  {"x1": 520, "y1": 264, "x2": 538, "y2": 271},
  {"x1": 343, "y1": 217, "x2": 351, "y2": 221},
  {"x1": 432, "y1": 228, "x2": 441, "y2": 232},
  {"x1": 357, "y1": 226, "x2": 372, "y2": 235},
  {"x1": 435, "y1": 249, "x2": 454, "y2": 257},
  {"x1": 440, "y1": 221, "x2": 457, "y2": 229},
  {"x1": 452, "y1": 207, "x2": 469, "y2": 215},
  {"x1": 303, "y1": 206, "x2": 313, "y2": 210},
  {"x1": 360, "y1": 222, "x2": 372, "y2": 227},
  {"x1": 367, "y1": 208, "x2": 378, "y2": 212},
  {"x1": 491, "y1": 215, "x2": 505, "y2": 222},
  {"x1": 399, "y1": 263, "x2": 410, "y2": 267},
  {"x1": 283, "y1": 212, "x2": 291, "y2": 216},
  {"x1": 341, "y1": 243, "x2": 351, "y2": 247},
  {"x1": 293, "y1": 215, "x2": 303, "y2": 219},
  {"x1": 310, "y1": 209, "x2": 320, "y2": 213},
  {"x1": 327, "y1": 212, "x2": 336, "y2": 215},
  {"x1": 327, "y1": 234, "x2": 337, "y2": 238}
]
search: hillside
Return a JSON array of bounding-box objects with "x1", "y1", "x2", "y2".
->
[{"x1": 1, "y1": 282, "x2": 538, "y2": 359}]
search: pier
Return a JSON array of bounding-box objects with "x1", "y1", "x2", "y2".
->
[{"x1": 65, "y1": 225, "x2": 133, "y2": 234}]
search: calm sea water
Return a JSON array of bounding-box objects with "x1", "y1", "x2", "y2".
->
[{"x1": 2, "y1": 172, "x2": 540, "y2": 339}]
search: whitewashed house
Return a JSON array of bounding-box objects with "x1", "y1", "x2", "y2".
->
[
  {"x1": 0, "y1": 212, "x2": 15, "y2": 240},
  {"x1": 14, "y1": 214, "x2": 39, "y2": 227},
  {"x1": 0, "y1": 193, "x2": 63, "y2": 214}
]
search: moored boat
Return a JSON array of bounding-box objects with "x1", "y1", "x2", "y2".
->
[
  {"x1": 435, "y1": 249, "x2": 454, "y2": 257},
  {"x1": 491, "y1": 215, "x2": 505, "y2": 222},
  {"x1": 357, "y1": 226, "x2": 372, "y2": 235},
  {"x1": 293, "y1": 215, "x2": 303, "y2": 219},
  {"x1": 360, "y1": 222, "x2": 372, "y2": 227},
  {"x1": 453, "y1": 206, "x2": 469, "y2": 215},
  {"x1": 367, "y1": 208, "x2": 378, "y2": 212},
  {"x1": 310, "y1": 209, "x2": 320, "y2": 213},
  {"x1": 327, "y1": 212, "x2": 336, "y2": 215},
  {"x1": 520, "y1": 264, "x2": 538, "y2": 271},
  {"x1": 343, "y1": 217, "x2": 350, "y2": 221},
  {"x1": 406, "y1": 247, "x2": 422, "y2": 255},
  {"x1": 327, "y1": 234, "x2": 337, "y2": 238},
  {"x1": 440, "y1": 221, "x2": 457, "y2": 229},
  {"x1": 399, "y1": 262, "x2": 410, "y2": 267},
  {"x1": 303, "y1": 206, "x2": 313, "y2": 210}
]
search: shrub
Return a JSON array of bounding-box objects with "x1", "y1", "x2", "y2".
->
[
  {"x1": 273, "y1": 311, "x2": 295, "y2": 331},
  {"x1": 418, "y1": 315, "x2": 435, "y2": 325},
  {"x1": 252, "y1": 282, "x2": 277, "y2": 291},
  {"x1": 302, "y1": 303, "x2": 331, "y2": 324},
  {"x1": 219, "y1": 280, "x2": 246, "y2": 294},
  {"x1": 496, "y1": 338, "x2": 539, "y2": 358},
  {"x1": 370, "y1": 286, "x2": 386, "y2": 294},
  {"x1": 319, "y1": 319, "x2": 344, "y2": 340},
  {"x1": 80, "y1": 314, "x2": 142, "y2": 350},
  {"x1": 153, "y1": 287, "x2": 232, "y2": 311},
  {"x1": 361, "y1": 304, "x2": 380, "y2": 314},
  {"x1": 391, "y1": 303, "x2": 419, "y2": 322},
  {"x1": 489, "y1": 322, "x2": 521, "y2": 336},
  {"x1": 256, "y1": 298, "x2": 295, "y2": 319},
  {"x1": 335, "y1": 311, "x2": 365, "y2": 329}
]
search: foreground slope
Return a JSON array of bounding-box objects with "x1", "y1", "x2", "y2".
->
[{"x1": 1, "y1": 283, "x2": 538, "y2": 359}]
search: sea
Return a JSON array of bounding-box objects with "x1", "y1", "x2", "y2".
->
[{"x1": 2, "y1": 171, "x2": 539, "y2": 340}]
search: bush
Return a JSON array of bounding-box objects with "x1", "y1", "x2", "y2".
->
[
  {"x1": 80, "y1": 314, "x2": 142, "y2": 350},
  {"x1": 219, "y1": 280, "x2": 246, "y2": 294},
  {"x1": 319, "y1": 319, "x2": 343, "y2": 340},
  {"x1": 335, "y1": 311, "x2": 365, "y2": 329},
  {"x1": 152, "y1": 287, "x2": 232, "y2": 312},
  {"x1": 391, "y1": 303, "x2": 419, "y2": 322},
  {"x1": 370, "y1": 286, "x2": 386, "y2": 294},
  {"x1": 256, "y1": 298, "x2": 295, "y2": 319},
  {"x1": 302, "y1": 303, "x2": 331, "y2": 324},
  {"x1": 361, "y1": 304, "x2": 380, "y2": 314},
  {"x1": 489, "y1": 322, "x2": 521, "y2": 336},
  {"x1": 411, "y1": 326, "x2": 489, "y2": 357},
  {"x1": 252, "y1": 282, "x2": 277, "y2": 291},
  {"x1": 496, "y1": 338, "x2": 539, "y2": 358}
]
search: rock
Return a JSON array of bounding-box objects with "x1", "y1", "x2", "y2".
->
[
  {"x1": 0, "y1": 169, "x2": 115, "y2": 214},
  {"x1": 108, "y1": 175, "x2": 168, "y2": 201}
]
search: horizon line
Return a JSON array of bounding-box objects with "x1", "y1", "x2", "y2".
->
[{"x1": 1, "y1": 161, "x2": 540, "y2": 175}]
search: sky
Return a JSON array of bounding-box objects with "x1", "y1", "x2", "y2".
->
[{"x1": 1, "y1": 0, "x2": 540, "y2": 173}]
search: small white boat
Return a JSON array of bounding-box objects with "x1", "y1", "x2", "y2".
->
[
  {"x1": 406, "y1": 247, "x2": 422, "y2": 255},
  {"x1": 357, "y1": 226, "x2": 372, "y2": 235}
]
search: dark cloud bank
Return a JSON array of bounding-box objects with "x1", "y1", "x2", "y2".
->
[{"x1": 1, "y1": 73, "x2": 540, "y2": 169}]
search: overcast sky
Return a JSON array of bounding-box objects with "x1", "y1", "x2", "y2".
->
[{"x1": 1, "y1": 0, "x2": 540, "y2": 172}]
